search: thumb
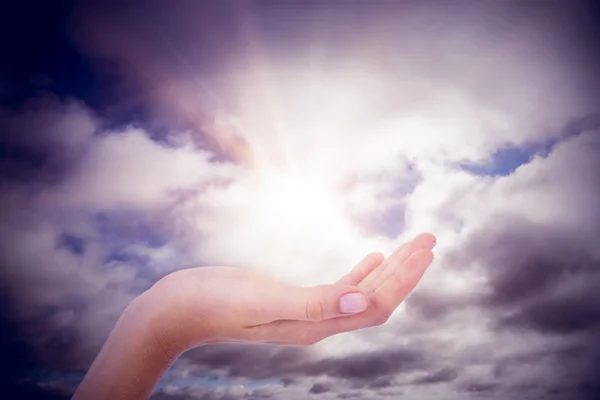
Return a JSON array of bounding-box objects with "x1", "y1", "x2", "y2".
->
[{"x1": 276, "y1": 284, "x2": 370, "y2": 322}]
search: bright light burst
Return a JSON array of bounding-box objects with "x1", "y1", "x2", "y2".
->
[
  {"x1": 190, "y1": 62, "x2": 418, "y2": 272},
  {"x1": 249, "y1": 168, "x2": 344, "y2": 237}
]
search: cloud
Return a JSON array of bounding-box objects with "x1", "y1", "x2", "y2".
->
[
  {"x1": 0, "y1": 95, "x2": 95, "y2": 184},
  {"x1": 47, "y1": 128, "x2": 236, "y2": 210},
  {"x1": 2, "y1": 1, "x2": 599, "y2": 399},
  {"x1": 400, "y1": 130, "x2": 600, "y2": 399},
  {"x1": 0, "y1": 97, "x2": 238, "y2": 374},
  {"x1": 413, "y1": 367, "x2": 459, "y2": 386},
  {"x1": 309, "y1": 382, "x2": 331, "y2": 394}
]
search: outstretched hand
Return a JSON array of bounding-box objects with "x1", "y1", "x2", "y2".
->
[
  {"x1": 143, "y1": 233, "x2": 436, "y2": 354},
  {"x1": 74, "y1": 233, "x2": 436, "y2": 400}
]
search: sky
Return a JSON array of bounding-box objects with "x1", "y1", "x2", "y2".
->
[{"x1": 1, "y1": 0, "x2": 599, "y2": 399}]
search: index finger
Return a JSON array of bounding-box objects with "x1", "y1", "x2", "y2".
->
[{"x1": 370, "y1": 249, "x2": 434, "y2": 320}]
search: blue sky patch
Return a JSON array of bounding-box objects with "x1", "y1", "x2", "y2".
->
[{"x1": 459, "y1": 138, "x2": 559, "y2": 177}]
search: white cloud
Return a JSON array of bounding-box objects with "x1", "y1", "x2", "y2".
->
[{"x1": 45, "y1": 128, "x2": 239, "y2": 210}]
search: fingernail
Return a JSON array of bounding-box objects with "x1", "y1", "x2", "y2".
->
[{"x1": 339, "y1": 293, "x2": 368, "y2": 314}]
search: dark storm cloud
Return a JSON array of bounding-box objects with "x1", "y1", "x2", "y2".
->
[
  {"x1": 461, "y1": 194, "x2": 600, "y2": 338},
  {"x1": 181, "y1": 343, "x2": 428, "y2": 382},
  {"x1": 0, "y1": 95, "x2": 95, "y2": 184},
  {"x1": 152, "y1": 343, "x2": 438, "y2": 400},
  {"x1": 336, "y1": 393, "x2": 366, "y2": 399},
  {"x1": 309, "y1": 382, "x2": 331, "y2": 394},
  {"x1": 396, "y1": 128, "x2": 600, "y2": 399},
  {"x1": 498, "y1": 276, "x2": 600, "y2": 334},
  {"x1": 404, "y1": 289, "x2": 471, "y2": 321},
  {"x1": 178, "y1": 344, "x2": 310, "y2": 380},
  {"x1": 489, "y1": 336, "x2": 600, "y2": 400},
  {"x1": 68, "y1": 0, "x2": 255, "y2": 164},
  {"x1": 167, "y1": 343, "x2": 431, "y2": 399},
  {"x1": 476, "y1": 222, "x2": 597, "y2": 308},
  {"x1": 366, "y1": 376, "x2": 393, "y2": 389},
  {"x1": 413, "y1": 367, "x2": 459, "y2": 386},
  {"x1": 244, "y1": 389, "x2": 275, "y2": 400},
  {"x1": 458, "y1": 381, "x2": 498, "y2": 394},
  {"x1": 303, "y1": 348, "x2": 427, "y2": 382},
  {"x1": 0, "y1": 293, "x2": 72, "y2": 399}
]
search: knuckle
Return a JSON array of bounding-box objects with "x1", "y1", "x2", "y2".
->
[
  {"x1": 390, "y1": 271, "x2": 405, "y2": 287},
  {"x1": 305, "y1": 288, "x2": 326, "y2": 322}
]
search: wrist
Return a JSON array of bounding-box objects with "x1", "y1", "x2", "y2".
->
[
  {"x1": 124, "y1": 290, "x2": 182, "y2": 364},
  {"x1": 74, "y1": 288, "x2": 182, "y2": 399},
  {"x1": 133, "y1": 272, "x2": 212, "y2": 358}
]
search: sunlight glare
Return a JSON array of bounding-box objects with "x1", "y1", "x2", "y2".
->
[{"x1": 251, "y1": 169, "x2": 344, "y2": 238}]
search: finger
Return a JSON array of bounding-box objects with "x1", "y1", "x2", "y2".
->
[
  {"x1": 360, "y1": 233, "x2": 436, "y2": 292},
  {"x1": 297, "y1": 250, "x2": 433, "y2": 340},
  {"x1": 245, "y1": 250, "x2": 435, "y2": 345},
  {"x1": 270, "y1": 284, "x2": 371, "y2": 322},
  {"x1": 365, "y1": 233, "x2": 436, "y2": 291},
  {"x1": 336, "y1": 252, "x2": 385, "y2": 285},
  {"x1": 308, "y1": 251, "x2": 434, "y2": 338},
  {"x1": 370, "y1": 249, "x2": 434, "y2": 319},
  {"x1": 357, "y1": 243, "x2": 409, "y2": 290}
]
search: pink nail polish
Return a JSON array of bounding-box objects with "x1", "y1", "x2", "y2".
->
[{"x1": 340, "y1": 293, "x2": 368, "y2": 314}]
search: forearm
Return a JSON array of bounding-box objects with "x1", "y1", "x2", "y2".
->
[{"x1": 73, "y1": 293, "x2": 181, "y2": 400}]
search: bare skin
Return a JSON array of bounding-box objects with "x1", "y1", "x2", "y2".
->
[{"x1": 73, "y1": 233, "x2": 436, "y2": 399}]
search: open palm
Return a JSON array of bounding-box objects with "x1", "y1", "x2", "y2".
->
[
  {"x1": 146, "y1": 233, "x2": 436, "y2": 353},
  {"x1": 244, "y1": 233, "x2": 436, "y2": 345}
]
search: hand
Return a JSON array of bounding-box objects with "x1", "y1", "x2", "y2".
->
[
  {"x1": 143, "y1": 233, "x2": 436, "y2": 355},
  {"x1": 74, "y1": 233, "x2": 436, "y2": 400}
]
